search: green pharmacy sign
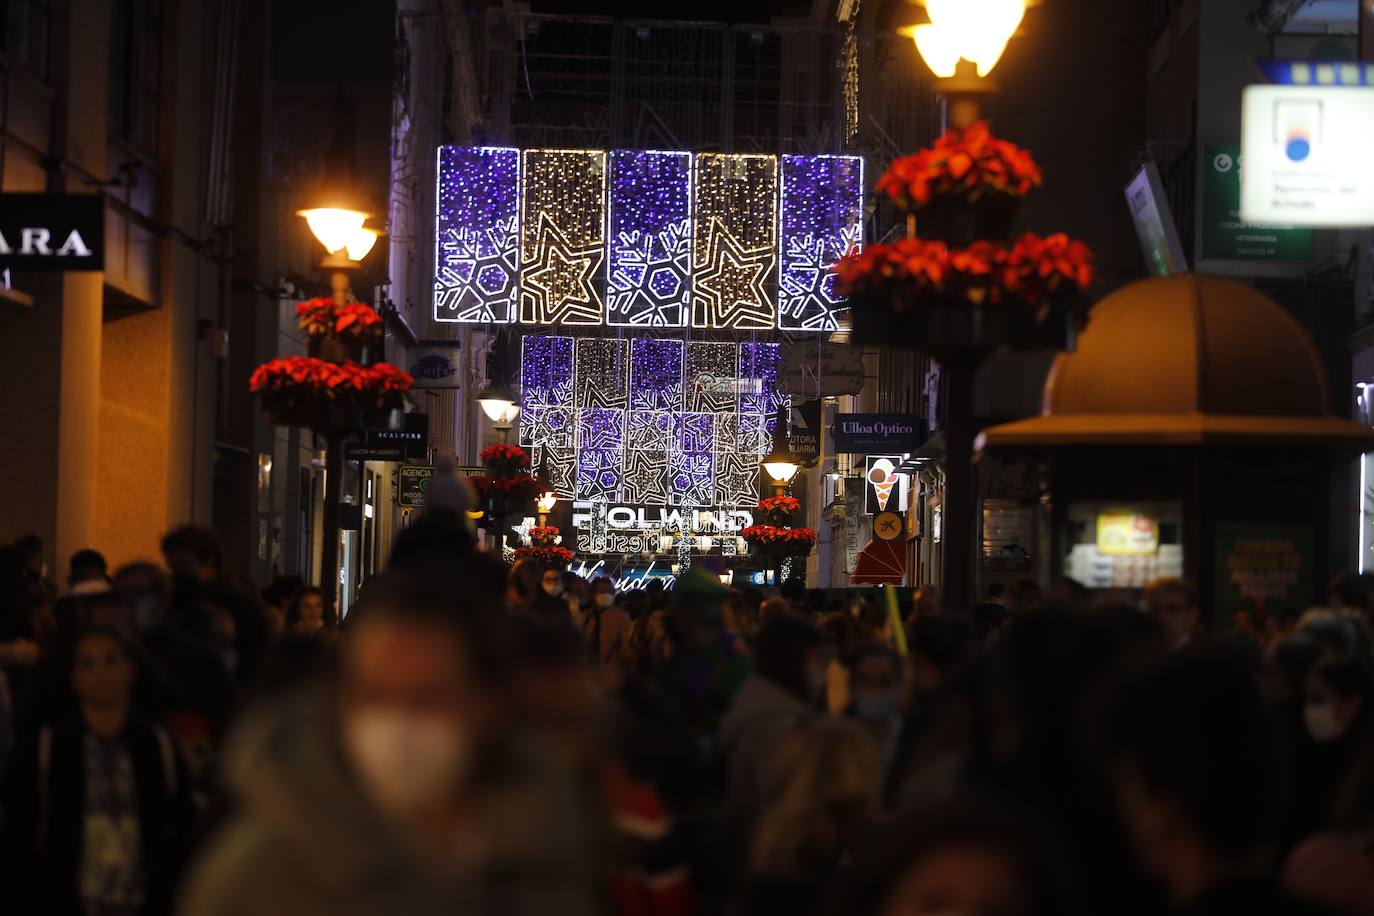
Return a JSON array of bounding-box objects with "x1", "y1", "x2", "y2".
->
[{"x1": 1201, "y1": 145, "x2": 1311, "y2": 264}]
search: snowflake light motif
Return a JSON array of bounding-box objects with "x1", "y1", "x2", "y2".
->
[
  {"x1": 778, "y1": 224, "x2": 861, "y2": 331},
  {"x1": 608, "y1": 221, "x2": 691, "y2": 327},
  {"x1": 434, "y1": 219, "x2": 520, "y2": 323}
]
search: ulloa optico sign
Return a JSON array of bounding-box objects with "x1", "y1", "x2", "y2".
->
[
  {"x1": 0, "y1": 194, "x2": 104, "y2": 271},
  {"x1": 831, "y1": 413, "x2": 925, "y2": 454}
]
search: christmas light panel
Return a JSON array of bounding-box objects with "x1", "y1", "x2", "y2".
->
[
  {"x1": 434, "y1": 147, "x2": 520, "y2": 323},
  {"x1": 607, "y1": 150, "x2": 692, "y2": 328},
  {"x1": 521, "y1": 334, "x2": 782, "y2": 522},
  {"x1": 778, "y1": 155, "x2": 864, "y2": 331},
  {"x1": 435, "y1": 147, "x2": 864, "y2": 331},
  {"x1": 520, "y1": 149, "x2": 607, "y2": 326},
  {"x1": 692, "y1": 153, "x2": 778, "y2": 330}
]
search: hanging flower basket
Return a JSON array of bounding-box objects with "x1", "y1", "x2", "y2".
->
[
  {"x1": 528, "y1": 525, "x2": 563, "y2": 547},
  {"x1": 251, "y1": 357, "x2": 412, "y2": 433},
  {"x1": 472, "y1": 474, "x2": 545, "y2": 519},
  {"x1": 479, "y1": 442, "x2": 532, "y2": 478},
  {"x1": 742, "y1": 525, "x2": 817, "y2": 559},
  {"x1": 876, "y1": 121, "x2": 1042, "y2": 213},
  {"x1": 513, "y1": 543, "x2": 575, "y2": 568},
  {"x1": 835, "y1": 233, "x2": 1093, "y2": 352},
  {"x1": 914, "y1": 196, "x2": 1020, "y2": 246},
  {"x1": 757, "y1": 495, "x2": 801, "y2": 527}
]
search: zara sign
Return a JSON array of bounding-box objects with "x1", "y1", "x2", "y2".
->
[{"x1": 0, "y1": 194, "x2": 105, "y2": 271}]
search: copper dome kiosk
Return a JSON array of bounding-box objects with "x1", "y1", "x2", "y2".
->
[{"x1": 978, "y1": 275, "x2": 1374, "y2": 620}]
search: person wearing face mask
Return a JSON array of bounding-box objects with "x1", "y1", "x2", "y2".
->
[
  {"x1": 1283, "y1": 657, "x2": 1374, "y2": 849},
  {"x1": 583, "y1": 577, "x2": 631, "y2": 681},
  {"x1": 845, "y1": 644, "x2": 917, "y2": 808},
  {"x1": 181, "y1": 557, "x2": 603, "y2": 916},
  {"x1": 721, "y1": 610, "x2": 824, "y2": 817}
]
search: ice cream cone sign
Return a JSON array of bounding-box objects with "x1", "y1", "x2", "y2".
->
[{"x1": 868, "y1": 458, "x2": 897, "y2": 511}]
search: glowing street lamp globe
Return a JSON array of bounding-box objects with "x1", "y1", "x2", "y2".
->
[
  {"x1": 344, "y1": 226, "x2": 380, "y2": 262},
  {"x1": 536, "y1": 491, "x2": 558, "y2": 515},
  {"x1": 297, "y1": 207, "x2": 370, "y2": 254},
  {"x1": 902, "y1": 0, "x2": 1027, "y2": 79},
  {"x1": 476, "y1": 382, "x2": 520, "y2": 425}
]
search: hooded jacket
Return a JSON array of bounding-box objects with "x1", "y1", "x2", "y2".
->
[{"x1": 179, "y1": 686, "x2": 604, "y2": 916}]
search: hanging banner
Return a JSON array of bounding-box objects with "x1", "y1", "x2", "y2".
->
[
  {"x1": 777, "y1": 339, "x2": 866, "y2": 397},
  {"x1": 789, "y1": 400, "x2": 823, "y2": 467},
  {"x1": 832, "y1": 413, "x2": 925, "y2": 454}
]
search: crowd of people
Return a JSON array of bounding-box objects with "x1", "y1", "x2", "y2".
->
[{"x1": 2, "y1": 512, "x2": 1374, "y2": 915}]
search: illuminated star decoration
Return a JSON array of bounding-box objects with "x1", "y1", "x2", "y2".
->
[
  {"x1": 623, "y1": 449, "x2": 669, "y2": 505},
  {"x1": 715, "y1": 451, "x2": 758, "y2": 507},
  {"x1": 521, "y1": 212, "x2": 604, "y2": 325},
  {"x1": 778, "y1": 225, "x2": 862, "y2": 331},
  {"x1": 694, "y1": 217, "x2": 774, "y2": 330},
  {"x1": 538, "y1": 447, "x2": 576, "y2": 495}
]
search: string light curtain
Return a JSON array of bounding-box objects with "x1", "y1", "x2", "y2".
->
[
  {"x1": 434, "y1": 146, "x2": 520, "y2": 323},
  {"x1": 692, "y1": 153, "x2": 779, "y2": 330},
  {"x1": 520, "y1": 149, "x2": 608, "y2": 325},
  {"x1": 607, "y1": 150, "x2": 692, "y2": 327},
  {"x1": 522, "y1": 333, "x2": 784, "y2": 520},
  {"x1": 779, "y1": 154, "x2": 864, "y2": 331}
]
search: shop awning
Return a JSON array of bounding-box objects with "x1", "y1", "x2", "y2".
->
[{"x1": 852, "y1": 539, "x2": 906, "y2": 585}]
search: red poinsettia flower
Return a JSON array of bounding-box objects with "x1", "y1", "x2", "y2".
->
[
  {"x1": 296, "y1": 297, "x2": 385, "y2": 340},
  {"x1": 876, "y1": 121, "x2": 1043, "y2": 211},
  {"x1": 833, "y1": 232, "x2": 1094, "y2": 315},
  {"x1": 758, "y1": 495, "x2": 801, "y2": 514}
]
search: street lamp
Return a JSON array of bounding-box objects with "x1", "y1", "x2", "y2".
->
[
  {"x1": 762, "y1": 405, "x2": 799, "y2": 496},
  {"x1": 899, "y1": 0, "x2": 1031, "y2": 128},
  {"x1": 536, "y1": 490, "x2": 557, "y2": 527},
  {"x1": 903, "y1": 0, "x2": 1026, "y2": 79},
  {"x1": 476, "y1": 382, "x2": 520, "y2": 443}
]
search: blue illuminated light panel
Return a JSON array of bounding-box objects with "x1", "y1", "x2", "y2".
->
[
  {"x1": 778, "y1": 154, "x2": 864, "y2": 331},
  {"x1": 433, "y1": 146, "x2": 520, "y2": 323},
  {"x1": 607, "y1": 150, "x2": 692, "y2": 327}
]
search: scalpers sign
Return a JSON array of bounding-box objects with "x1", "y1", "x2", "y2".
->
[
  {"x1": 0, "y1": 194, "x2": 105, "y2": 271},
  {"x1": 831, "y1": 414, "x2": 925, "y2": 454}
]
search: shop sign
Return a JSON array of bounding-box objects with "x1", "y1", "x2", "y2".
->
[
  {"x1": 569, "y1": 501, "x2": 755, "y2": 556},
  {"x1": 1201, "y1": 145, "x2": 1311, "y2": 263},
  {"x1": 790, "y1": 400, "x2": 822, "y2": 467},
  {"x1": 1125, "y1": 161, "x2": 1188, "y2": 276},
  {"x1": 864, "y1": 456, "x2": 912, "y2": 515},
  {"x1": 346, "y1": 413, "x2": 429, "y2": 463},
  {"x1": 1240, "y1": 84, "x2": 1374, "y2": 227},
  {"x1": 408, "y1": 347, "x2": 461, "y2": 389},
  {"x1": 0, "y1": 194, "x2": 105, "y2": 271},
  {"x1": 1096, "y1": 512, "x2": 1159, "y2": 557},
  {"x1": 398, "y1": 466, "x2": 433, "y2": 508},
  {"x1": 832, "y1": 413, "x2": 924, "y2": 454},
  {"x1": 777, "y1": 340, "x2": 866, "y2": 397},
  {"x1": 1212, "y1": 523, "x2": 1314, "y2": 617}
]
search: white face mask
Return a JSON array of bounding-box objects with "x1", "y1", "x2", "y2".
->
[
  {"x1": 345, "y1": 708, "x2": 468, "y2": 817},
  {"x1": 543, "y1": 581, "x2": 562, "y2": 597},
  {"x1": 1304, "y1": 702, "x2": 1350, "y2": 743},
  {"x1": 854, "y1": 690, "x2": 902, "y2": 721},
  {"x1": 594, "y1": 593, "x2": 614, "y2": 610}
]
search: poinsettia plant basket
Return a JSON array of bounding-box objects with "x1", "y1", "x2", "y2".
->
[
  {"x1": 835, "y1": 233, "x2": 1093, "y2": 352},
  {"x1": 513, "y1": 543, "x2": 575, "y2": 569},
  {"x1": 742, "y1": 524, "x2": 817, "y2": 559}
]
